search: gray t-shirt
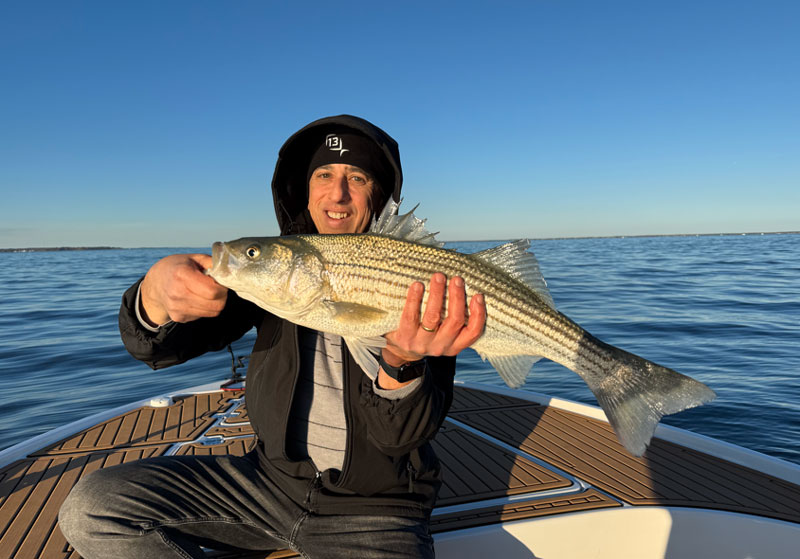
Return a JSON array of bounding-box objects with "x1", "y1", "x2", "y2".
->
[{"x1": 287, "y1": 328, "x2": 421, "y2": 472}]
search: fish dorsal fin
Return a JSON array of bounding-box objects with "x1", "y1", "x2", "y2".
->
[
  {"x1": 370, "y1": 199, "x2": 444, "y2": 247},
  {"x1": 472, "y1": 240, "x2": 556, "y2": 309}
]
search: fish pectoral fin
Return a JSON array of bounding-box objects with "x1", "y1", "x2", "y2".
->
[
  {"x1": 480, "y1": 353, "x2": 542, "y2": 389},
  {"x1": 323, "y1": 300, "x2": 388, "y2": 325},
  {"x1": 343, "y1": 336, "x2": 387, "y2": 380}
]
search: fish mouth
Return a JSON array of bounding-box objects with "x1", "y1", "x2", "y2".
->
[{"x1": 208, "y1": 241, "x2": 240, "y2": 280}]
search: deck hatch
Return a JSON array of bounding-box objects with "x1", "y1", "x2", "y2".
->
[{"x1": 432, "y1": 423, "x2": 573, "y2": 507}]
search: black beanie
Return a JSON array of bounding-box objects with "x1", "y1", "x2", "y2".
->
[{"x1": 306, "y1": 131, "x2": 391, "y2": 186}]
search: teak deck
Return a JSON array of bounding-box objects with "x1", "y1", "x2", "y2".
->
[{"x1": 2, "y1": 385, "x2": 799, "y2": 558}]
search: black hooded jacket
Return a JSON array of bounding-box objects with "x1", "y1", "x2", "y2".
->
[
  {"x1": 118, "y1": 115, "x2": 456, "y2": 517},
  {"x1": 272, "y1": 114, "x2": 403, "y2": 235}
]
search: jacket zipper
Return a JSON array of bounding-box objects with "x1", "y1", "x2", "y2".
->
[
  {"x1": 305, "y1": 470, "x2": 323, "y2": 510},
  {"x1": 407, "y1": 460, "x2": 417, "y2": 493},
  {"x1": 281, "y1": 325, "x2": 301, "y2": 462},
  {"x1": 335, "y1": 344, "x2": 354, "y2": 488}
]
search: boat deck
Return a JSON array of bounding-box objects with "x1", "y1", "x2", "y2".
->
[{"x1": 2, "y1": 384, "x2": 799, "y2": 558}]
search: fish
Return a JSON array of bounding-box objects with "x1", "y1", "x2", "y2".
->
[{"x1": 208, "y1": 201, "x2": 715, "y2": 456}]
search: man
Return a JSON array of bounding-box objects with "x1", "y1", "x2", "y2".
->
[{"x1": 59, "y1": 115, "x2": 486, "y2": 558}]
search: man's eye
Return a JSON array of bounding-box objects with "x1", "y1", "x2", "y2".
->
[
  {"x1": 349, "y1": 175, "x2": 366, "y2": 183},
  {"x1": 317, "y1": 172, "x2": 331, "y2": 179}
]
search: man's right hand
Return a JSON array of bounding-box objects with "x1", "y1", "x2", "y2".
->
[{"x1": 139, "y1": 254, "x2": 228, "y2": 326}]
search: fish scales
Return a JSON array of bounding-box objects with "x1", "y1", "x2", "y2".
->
[
  {"x1": 303, "y1": 234, "x2": 605, "y2": 371},
  {"x1": 209, "y1": 206, "x2": 715, "y2": 456}
]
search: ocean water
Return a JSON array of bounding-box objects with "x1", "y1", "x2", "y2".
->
[{"x1": 0, "y1": 234, "x2": 798, "y2": 466}]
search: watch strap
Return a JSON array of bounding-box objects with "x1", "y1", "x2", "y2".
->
[{"x1": 379, "y1": 354, "x2": 426, "y2": 383}]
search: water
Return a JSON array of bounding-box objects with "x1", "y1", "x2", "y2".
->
[{"x1": 1, "y1": 234, "x2": 798, "y2": 465}]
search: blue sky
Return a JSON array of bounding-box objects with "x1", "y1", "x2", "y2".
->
[{"x1": 1, "y1": 0, "x2": 798, "y2": 248}]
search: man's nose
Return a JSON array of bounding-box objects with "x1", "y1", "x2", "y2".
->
[{"x1": 329, "y1": 175, "x2": 351, "y2": 202}]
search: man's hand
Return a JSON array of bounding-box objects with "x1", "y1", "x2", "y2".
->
[
  {"x1": 381, "y1": 273, "x2": 486, "y2": 388},
  {"x1": 139, "y1": 254, "x2": 228, "y2": 326}
]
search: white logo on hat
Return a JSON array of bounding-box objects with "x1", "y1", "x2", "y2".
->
[{"x1": 325, "y1": 134, "x2": 349, "y2": 156}]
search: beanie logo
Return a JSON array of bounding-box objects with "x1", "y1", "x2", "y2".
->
[{"x1": 325, "y1": 134, "x2": 349, "y2": 157}]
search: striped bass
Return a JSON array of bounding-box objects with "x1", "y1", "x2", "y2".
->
[{"x1": 208, "y1": 201, "x2": 715, "y2": 456}]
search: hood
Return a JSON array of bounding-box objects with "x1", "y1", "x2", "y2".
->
[{"x1": 271, "y1": 115, "x2": 403, "y2": 235}]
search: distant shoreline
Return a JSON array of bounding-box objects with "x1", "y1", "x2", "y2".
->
[
  {"x1": 1, "y1": 230, "x2": 798, "y2": 252},
  {"x1": 444, "y1": 230, "x2": 800, "y2": 243},
  {"x1": 0, "y1": 246, "x2": 122, "y2": 253}
]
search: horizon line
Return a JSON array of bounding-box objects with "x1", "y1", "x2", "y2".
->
[{"x1": 2, "y1": 230, "x2": 799, "y2": 252}]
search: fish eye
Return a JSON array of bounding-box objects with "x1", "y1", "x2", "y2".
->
[{"x1": 245, "y1": 245, "x2": 260, "y2": 259}]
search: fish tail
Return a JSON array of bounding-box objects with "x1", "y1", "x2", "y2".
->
[{"x1": 582, "y1": 343, "x2": 716, "y2": 456}]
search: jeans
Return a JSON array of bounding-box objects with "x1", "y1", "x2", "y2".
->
[{"x1": 58, "y1": 452, "x2": 434, "y2": 558}]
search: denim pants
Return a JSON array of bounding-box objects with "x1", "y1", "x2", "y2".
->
[{"x1": 59, "y1": 452, "x2": 434, "y2": 558}]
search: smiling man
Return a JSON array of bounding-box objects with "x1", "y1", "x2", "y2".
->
[
  {"x1": 307, "y1": 162, "x2": 376, "y2": 234},
  {"x1": 59, "y1": 115, "x2": 486, "y2": 559},
  {"x1": 305, "y1": 132, "x2": 387, "y2": 235}
]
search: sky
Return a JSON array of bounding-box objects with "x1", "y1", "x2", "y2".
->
[{"x1": 1, "y1": 0, "x2": 798, "y2": 248}]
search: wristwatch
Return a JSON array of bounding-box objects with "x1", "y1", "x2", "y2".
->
[{"x1": 379, "y1": 354, "x2": 426, "y2": 383}]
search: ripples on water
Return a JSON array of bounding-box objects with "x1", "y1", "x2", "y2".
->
[{"x1": 1, "y1": 234, "x2": 798, "y2": 465}]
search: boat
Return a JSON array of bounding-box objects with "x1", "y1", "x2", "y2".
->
[{"x1": 2, "y1": 370, "x2": 799, "y2": 558}]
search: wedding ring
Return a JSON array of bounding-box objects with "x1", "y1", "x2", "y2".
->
[{"x1": 421, "y1": 324, "x2": 437, "y2": 333}]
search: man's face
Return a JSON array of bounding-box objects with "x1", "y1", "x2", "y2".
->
[{"x1": 308, "y1": 164, "x2": 377, "y2": 234}]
